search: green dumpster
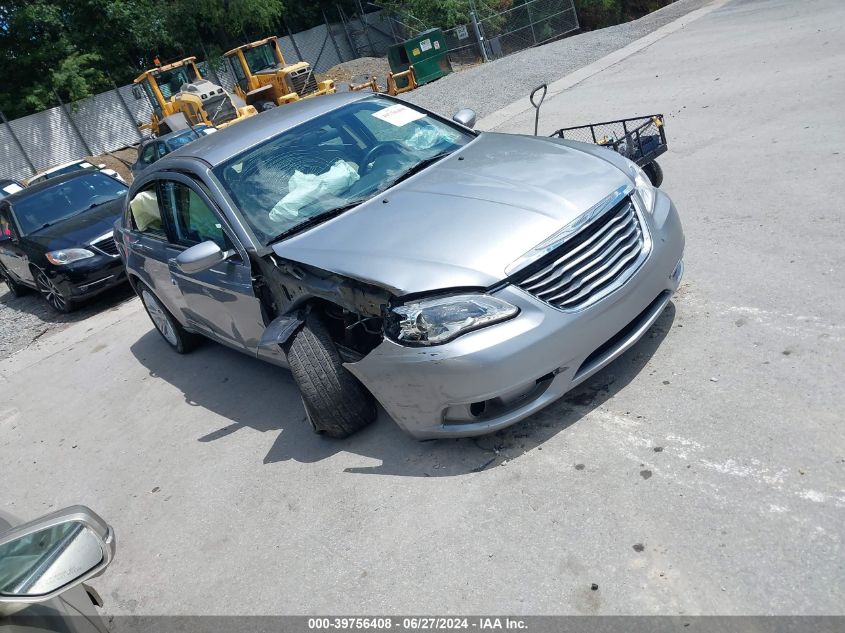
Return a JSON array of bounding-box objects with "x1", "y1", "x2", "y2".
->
[{"x1": 387, "y1": 29, "x2": 453, "y2": 88}]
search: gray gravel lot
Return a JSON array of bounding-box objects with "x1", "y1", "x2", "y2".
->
[
  {"x1": 0, "y1": 284, "x2": 136, "y2": 360},
  {"x1": 402, "y1": 0, "x2": 711, "y2": 119}
]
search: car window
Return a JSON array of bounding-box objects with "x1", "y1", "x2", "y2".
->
[
  {"x1": 160, "y1": 180, "x2": 229, "y2": 249},
  {"x1": 0, "y1": 206, "x2": 14, "y2": 238},
  {"x1": 156, "y1": 143, "x2": 168, "y2": 159},
  {"x1": 12, "y1": 172, "x2": 128, "y2": 235},
  {"x1": 128, "y1": 184, "x2": 166, "y2": 238},
  {"x1": 141, "y1": 144, "x2": 156, "y2": 164},
  {"x1": 214, "y1": 96, "x2": 472, "y2": 245}
]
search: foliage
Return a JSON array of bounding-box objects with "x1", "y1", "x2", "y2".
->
[
  {"x1": 0, "y1": 0, "x2": 300, "y2": 118},
  {"x1": 377, "y1": 0, "x2": 513, "y2": 31}
]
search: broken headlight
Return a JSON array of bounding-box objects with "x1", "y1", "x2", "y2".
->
[{"x1": 386, "y1": 294, "x2": 518, "y2": 346}]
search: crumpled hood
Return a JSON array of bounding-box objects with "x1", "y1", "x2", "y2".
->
[{"x1": 272, "y1": 133, "x2": 631, "y2": 296}]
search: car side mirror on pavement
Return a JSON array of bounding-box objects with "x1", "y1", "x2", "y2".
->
[
  {"x1": 452, "y1": 108, "x2": 477, "y2": 129},
  {"x1": 0, "y1": 506, "x2": 115, "y2": 604},
  {"x1": 175, "y1": 240, "x2": 228, "y2": 274}
]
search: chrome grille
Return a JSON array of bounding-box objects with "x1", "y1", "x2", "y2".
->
[
  {"x1": 91, "y1": 236, "x2": 119, "y2": 257},
  {"x1": 517, "y1": 197, "x2": 647, "y2": 310}
]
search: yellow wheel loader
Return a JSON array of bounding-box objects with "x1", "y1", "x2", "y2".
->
[
  {"x1": 133, "y1": 57, "x2": 257, "y2": 136},
  {"x1": 223, "y1": 37, "x2": 335, "y2": 110}
]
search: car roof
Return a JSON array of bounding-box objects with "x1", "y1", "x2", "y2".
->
[
  {"x1": 38, "y1": 159, "x2": 90, "y2": 175},
  {"x1": 145, "y1": 125, "x2": 210, "y2": 146},
  {"x1": 3, "y1": 170, "x2": 116, "y2": 204},
  {"x1": 164, "y1": 92, "x2": 372, "y2": 167}
]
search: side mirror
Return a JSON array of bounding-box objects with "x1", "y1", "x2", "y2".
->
[
  {"x1": 175, "y1": 240, "x2": 228, "y2": 274},
  {"x1": 132, "y1": 85, "x2": 144, "y2": 101},
  {"x1": 0, "y1": 506, "x2": 115, "y2": 603},
  {"x1": 452, "y1": 108, "x2": 477, "y2": 129}
]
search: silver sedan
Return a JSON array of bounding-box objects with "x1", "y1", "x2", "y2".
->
[{"x1": 115, "y1": 93, "x2": 684, "y2": 439}]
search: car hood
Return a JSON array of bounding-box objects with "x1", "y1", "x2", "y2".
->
[
  {"x1": 26, "y1": 196, "x2": 125, "y2": 251},
  {"x1": 272, "y1": 133, "x2": 631, "y2": 296}
]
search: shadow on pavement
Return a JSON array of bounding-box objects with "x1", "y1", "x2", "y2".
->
[
  {"x1": 129, "y1": 303, "x2": 676, "y2": 478},
  {"x1": 0, "y1": 281, "x2": 136, "y2": 323}
]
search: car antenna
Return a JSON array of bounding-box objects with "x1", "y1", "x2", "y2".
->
[{"x1": 530, "y1": 83, "x2": 548, "y2": 136}]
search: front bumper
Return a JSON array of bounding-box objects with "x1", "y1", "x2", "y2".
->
[
  {"x1": 47, "y1": 255, "x2": 128, "y2": 301},
  {"x1": 346, "y1": 190, "x2": 685, "y2": 439}
]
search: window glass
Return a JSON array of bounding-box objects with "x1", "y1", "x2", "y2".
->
[
  {"x1": 13, "y1": 172, "x2": 128, "y2": 235},
  {"x1": 214, "y1": 96, "x2": 471, "y2": 245},
  {"x1": 244, "y1": 44, "x2": 278, "y2": 74},
  {"x1": 156, "y1": 143, "x2": 168, "y2": 159},
  {"x1": 141, "y1": 144, "x2": 156, "y2": 164},
  {"x1": 0, "y1": 207, "x2": 14, "y2": 238},
  {"x1": 129, "y1": 184, "x2": 165, "y2": 237},
  {"x1": 155, "y1": 65, "x2": 199, "y2": 100},
  {"x1": 160, "y1": 181, "x2": 228, "y2": 249}
]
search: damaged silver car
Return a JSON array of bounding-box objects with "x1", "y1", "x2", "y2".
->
[{"x1": 115, "y1": 93, "x2": 684, "y2": 439}]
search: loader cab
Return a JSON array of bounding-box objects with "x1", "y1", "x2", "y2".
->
[
  {"x1": 134, "y1": 58, "x2": 204, "y2": 116},
  {"x1": 225, "y1": 39, "x2": 284, "y2": 94}
]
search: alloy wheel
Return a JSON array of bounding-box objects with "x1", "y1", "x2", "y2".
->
[
  {"x1": 35, "y1": 270, "x2": 68, "y2": 312},
  {"x1": 141, "y1": 289, "x2": 178, "y2": 346}
]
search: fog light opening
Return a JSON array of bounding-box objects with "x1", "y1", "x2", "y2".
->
[{"x1": 469, "y1": 401, "x2": 487, "y2": 417}]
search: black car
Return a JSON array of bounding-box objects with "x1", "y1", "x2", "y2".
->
[
  {"x1": 131, "y1": 125, "x2": 215, "y2": 177},
  {"x1": 0, "y1": 170, "x2": 129, "y2": 312},
  {"x1": 0, "y1": 178, "x2": 24, "y2": 199}
]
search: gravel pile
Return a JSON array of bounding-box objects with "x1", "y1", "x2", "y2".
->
[
  {"x1": 319, "y1": 57, "x2": 392, "y2": 84},
  {"x1": 401, "y1": 0, "x2": 710, "y2": 119},
  {"x1": 0, "y1": 284, "x2": 136, "y2": 361}
]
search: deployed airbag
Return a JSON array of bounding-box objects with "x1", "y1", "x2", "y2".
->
[{"x1": 269, "y1": 160, "x2": 360, "y2": 222}]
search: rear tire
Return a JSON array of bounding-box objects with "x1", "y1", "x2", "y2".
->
[
  {"x1": 0, "y1": 267, "x2": 28, "y2": 298},
  {"x1": 286, "y1": 313, "x2": 376, "y2": 439},
  {"x1": 643, "y1": 160, "x2": 664, "y2": 188},
  {"x1": 137, "y1": 282, "x2": 201, "y2": 353}
]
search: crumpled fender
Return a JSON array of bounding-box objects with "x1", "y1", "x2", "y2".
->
[{"x1": 257, "y1": 313, "x2": 304, "y2": 348}]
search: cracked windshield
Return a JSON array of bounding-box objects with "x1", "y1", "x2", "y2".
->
[{"x1": 214, "y1": 96, "x2": 472, "y2": 244}]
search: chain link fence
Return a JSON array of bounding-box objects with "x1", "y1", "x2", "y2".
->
[
  {"x1": 479, "y1": 0, "x2": 579, "y2": 60},
  {"x1": 0, "y1": 11, "x2": 395, "y2": 183}
]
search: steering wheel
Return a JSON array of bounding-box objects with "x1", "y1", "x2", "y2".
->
[{"x1": 360, "y1": 141, "x2": 407, "y2": 176}]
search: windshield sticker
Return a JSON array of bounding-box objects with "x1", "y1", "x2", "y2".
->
[{"x1": 372, "y1": 104, "x2": 426, "y2": 127}]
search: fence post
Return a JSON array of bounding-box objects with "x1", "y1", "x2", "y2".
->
[
  {"x1": 323, "y1": 9, "x2": 345, "y2": 64},
  {"x1": 355, "y1": 0, "x2": 377, "y2": 56},
  {"x1": 527, "y1": 1, "x2": 538, "y2": 46},
  {"x1": 470, "y1": 11, "x2": 489, "y2": 62},
  {"x1": 283, "y1": 18, "x2": 304, "y2": 62},
  {"x1": 53, "y1": 90, "x2": 94, "y2": 157},
  {"x1": 337, "y1": 5, "x2": 360, "y2": 57},
  {"x1": 0, "y1": 110, "x2": 37, "y2": 176}
]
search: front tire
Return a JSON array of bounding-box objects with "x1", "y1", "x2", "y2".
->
[
  {"x1": 286, "y1": 314, "x2": 376, "y2": 439},
  {"x1": 137, "y1": 283, "x2": 201, "y2": 353},
  {"x1": 34, "y1": 268, "x2": 74, "y2": 313}
]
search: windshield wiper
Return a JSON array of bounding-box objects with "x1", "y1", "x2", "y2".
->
[
  {"x1": 386, "y1": 151, "x2": 453, "y2": 189},
  {"x1": 267, "y1": 198, "x2": 370, "y2": 244}
]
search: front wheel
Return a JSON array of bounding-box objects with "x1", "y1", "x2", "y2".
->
[
  {"x1": 34, "y1": 268, "x2": 74, "y2": 313},
  {"x1": 286, "y1": 314, "x2": 376, "y2": 439},
  {"x1": 137, "y1": 283, "x2": 201, "y2": 353}
]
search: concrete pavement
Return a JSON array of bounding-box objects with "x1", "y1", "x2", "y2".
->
[{"x1": 2, "y1": 0, "x2": 843, "y2": 617}]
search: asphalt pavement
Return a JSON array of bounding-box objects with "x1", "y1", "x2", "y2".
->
[{"x1": 1, "y1": 0, "x2": 843, "y2": 618}]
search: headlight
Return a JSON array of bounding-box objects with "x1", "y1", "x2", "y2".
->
[
  {"x1": 631, "y1": 163, "x2": 656, "y2": 213},
  {"x1": 386, "y1": 294, "x2": 519, "y2": 346},
  {"x1": 46, "y1": 248, "x2": 95, "y2": 265}
]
